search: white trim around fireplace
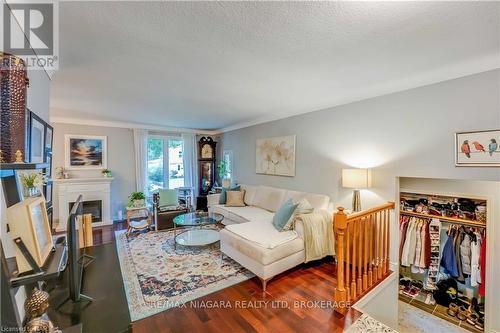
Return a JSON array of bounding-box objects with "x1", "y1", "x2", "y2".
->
[{"x1": 54, "y1": 177, "x2": 113, "y2": 232}]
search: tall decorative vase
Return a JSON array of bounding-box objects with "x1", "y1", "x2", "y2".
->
[{"x1": 1, "y1": 53, "x2": 28, "y2": 163}]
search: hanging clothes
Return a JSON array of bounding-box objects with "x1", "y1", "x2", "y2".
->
[
  {"x1": 401, "y1": 218, "x2": 416, "y2": 266},
  {"x1": 412, "y1": 221, "x2": 423, "y2": 273},
  {"x1": 470, "y1": 232, "x2": 481, "y2": 287},
  {"x1": 440, "y1": 229, "x2": 458, "y2": 277},
  {"x1": 407, "y1": 219, "x2": 418, "y2": 265},
  {"x1": 460, "y1": 233, "x2": 472, "y2": 275},
  {"x1": 454, "y1": 227, "x2": 465, "y2": 283},
  {"x1": 479, "y1": 233, "x2": 486, "y2": 296},
  {"x1": 418, "y1": 221, "x2": 427, "y2": 268},
  {"x1": 399, "y1": 217, "x2": 410, "y2": 260}
]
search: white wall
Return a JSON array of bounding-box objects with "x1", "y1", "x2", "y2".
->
[
  {"x1": 222, "y1": 69, "x2": 500, "y2": 328},
  {"x1": 51, "y1": 123, "x2": 136, "y2": 221},
  {"x1": 354, "y1": 272, "x2": 399, "y2": 329}
]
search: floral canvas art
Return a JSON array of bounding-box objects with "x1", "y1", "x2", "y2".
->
[
  {"x1": 256, "y1": 135, "x2": 296, "y2": 176},
  {"x1": 455, "y1": 129, "x2": 500, "y2": 167}
]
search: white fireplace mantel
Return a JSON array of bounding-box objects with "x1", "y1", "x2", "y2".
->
[
  {"x1": 53, "y1": 177, "x2": 114, "y2": 184},
  {"x1": 54, "y1": 177, "x2": 114, "y2": 231}
]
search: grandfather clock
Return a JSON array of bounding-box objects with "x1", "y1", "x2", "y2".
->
[{"x1": 198, "y1": 137, "x2": 217, "y2": 196}]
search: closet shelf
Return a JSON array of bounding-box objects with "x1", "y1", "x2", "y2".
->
[{"x1": 400, "y1": 211, "x2": 486, "y2": 228}]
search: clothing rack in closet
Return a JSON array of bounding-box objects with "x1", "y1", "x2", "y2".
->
[
  {"x1": 398, "y1": 191, "x2": 487, "y2": 333},
  {"x1": 400, "y1": 211, "x2": 486, "y2": 228}
]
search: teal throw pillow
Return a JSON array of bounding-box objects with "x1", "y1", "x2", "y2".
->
[
  {"x1": 158, "y1": 189, "x2": 179, "y2": 207},
  {"x1": 219, "y1": 185, "x2": 241, "y2": 204},
  {"x1": 272, "y1": 199, "x2": 299, "y2": 232}
]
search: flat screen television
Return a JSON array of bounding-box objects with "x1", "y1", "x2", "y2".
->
[{"x1": 67, "y1": 194, "x2": 84, "y2": 302}]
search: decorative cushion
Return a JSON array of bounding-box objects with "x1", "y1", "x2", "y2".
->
[
  {"x1": 158, "y1": 189, "x2": 178, "y2": 207},
  {"x1": 129, "y1": 219, "x2": 149, "y2": 229},
  {"x1": 226, "y1": 190, "x2": 246, "y2": 207},
  {"x1": 295, "y1": 198, "x2": 314, "y2": 215},
  {"x1": 219, "y1": 185, "x2": 241, "y2": 204},
  {"x1": 272, "y1": 199, "x2": 299, "y2": 232},
  {"x1": 283, "y1": 190, "x2": 330, "y2": 211},
  {"x1": 253, "y1": 186, "x2": 287, "y2": 212},
  {"x1": 281, "y1": 199, "x2": 315, "y2": 231},
  {"x1": 240, "y1": 184, "x2": 257, "y2": 206}
]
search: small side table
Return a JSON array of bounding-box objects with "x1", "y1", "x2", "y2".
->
[{"x1": 125, "y1": 206, "x2": 152, "y2": 236}]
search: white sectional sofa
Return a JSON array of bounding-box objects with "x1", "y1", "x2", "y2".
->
[{"x1": 207, "y1": 184, "x2": 332, "y2": 291}]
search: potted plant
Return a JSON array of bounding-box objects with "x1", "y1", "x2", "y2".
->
[
  {"x1": 101, "y1": 168, "x2": 112, "y2": 178},
  {"x1": 128, "y1": 191, "x2": 146, "y2": 208},
  {"x1": 19, "y1": 172, "x2": 46, "y2": 197},
  {"x1": 217, "y1": 161, "x2": 231, "y2": 188}
]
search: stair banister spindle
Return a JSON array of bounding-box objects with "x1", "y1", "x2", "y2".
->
[{"x1": 333, "y1": 207, "x2": 348, "y2": 314}]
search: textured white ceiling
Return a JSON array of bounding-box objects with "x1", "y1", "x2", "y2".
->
[{"x1": 51, "y1": 1, "x2": 500, "y2": 131}]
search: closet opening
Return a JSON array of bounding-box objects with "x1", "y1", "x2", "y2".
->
[{"x1": 398, "y1": 178, "x2": 488, "y2": 333}]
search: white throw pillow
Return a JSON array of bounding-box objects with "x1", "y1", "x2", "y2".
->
[
  {"x1": 282, "y1": 198, "x2": 315, "y2": 231},
  {"x1": 253, "y1": 186, "x2": 287, "y2": 212},
  {"x1": 295, "y1": 198, "x2": 314, "y2": 215},
  {"x1": 240, "y1": 184, "x2": 257, "y2": 206}
]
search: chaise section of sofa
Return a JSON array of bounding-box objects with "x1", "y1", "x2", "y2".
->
[{"x1": 208, "y1": 184, "x2": 332, "y2": 291}]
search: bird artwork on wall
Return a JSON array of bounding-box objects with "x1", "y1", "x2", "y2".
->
[
  {"x1": 488, "y1": 139, "x2": 497, "y2": 156},
  {"x1": 461, "y1": 141, "x2": 471, "y2": 158},
  {"x1": 456, "y1": 129, "x2": 500, "y2": 166}
]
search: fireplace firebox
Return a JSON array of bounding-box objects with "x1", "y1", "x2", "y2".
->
[{"x1": 69, "y1": 200, "x2": 102, "y2": 223}]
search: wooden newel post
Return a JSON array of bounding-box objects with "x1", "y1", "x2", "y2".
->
[{"x1": 334, "y1": 207, "x2": 348, "y2": 314}]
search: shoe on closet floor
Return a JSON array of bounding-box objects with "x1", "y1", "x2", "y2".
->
[{"x1": 447, "y1": 303, "x2": 459, "y2": 317}]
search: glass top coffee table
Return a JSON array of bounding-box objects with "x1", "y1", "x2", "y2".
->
[{"x1": 172, "y1": 212, "x2": 224, "y2": 249}]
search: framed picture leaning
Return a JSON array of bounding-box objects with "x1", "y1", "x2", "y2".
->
[{"x1": 28, "y1": 111, "x2": 46, "y2": 163}]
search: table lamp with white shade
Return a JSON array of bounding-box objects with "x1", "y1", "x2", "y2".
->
[{"x1": 342, "y1": 168, "x2": 372, "y2": 212}]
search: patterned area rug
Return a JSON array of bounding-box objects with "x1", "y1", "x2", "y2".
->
[
  {"x1": 345, "y1": 314, "x2": 398, "y2": 333},
  {"x1": 115, "y1": 229, "x2": 253, "y2": 321}
]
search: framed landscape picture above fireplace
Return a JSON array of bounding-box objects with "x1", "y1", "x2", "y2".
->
[{"x1": 65, "y1": 135, "x2": 107, "y2": 170}]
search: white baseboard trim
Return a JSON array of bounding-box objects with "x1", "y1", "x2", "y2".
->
[
  {"x1": 389, "y1": 261, "x2": 398, "y2": 272},
  {"x1": 352, "y1": 271, "x2": 397, "y2": 310}
]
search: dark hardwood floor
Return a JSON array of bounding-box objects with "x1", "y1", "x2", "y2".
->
[{"x1": 86, "y1": 223, "x2": 362, "y2": 333}]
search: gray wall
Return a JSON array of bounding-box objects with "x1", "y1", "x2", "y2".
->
[
  {"x1": 52, "y1": 123, "x2": 136, "y2": 220},
  {"x1": 222, "y1": 69, "x2": 500, "y2": 331},
  {"x1": 223, "y1": 69, "x2": 500, "y2": 210}
]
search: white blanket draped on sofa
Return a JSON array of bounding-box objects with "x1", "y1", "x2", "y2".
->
[{"x1": 296, "y1": 209, "x2": 335, "y2": 262}]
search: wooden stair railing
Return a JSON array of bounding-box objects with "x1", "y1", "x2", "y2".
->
[{"x1": 334, "y1": 202, "x2": 395, "y2": 314}]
